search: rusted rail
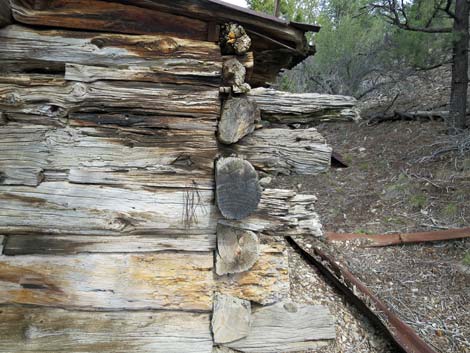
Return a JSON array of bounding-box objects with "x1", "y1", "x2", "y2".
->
[
  {"x1": 326, "y1": 227, "x2": 470, "y2": 247},
  {"x1": 286, "y1": 236, "x2": 438, "y2": 353}
]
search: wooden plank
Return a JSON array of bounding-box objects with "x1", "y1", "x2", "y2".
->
[
  {"x1": 9, "y1": 0, "x2": 307, "y2": 49},
  {"x1": 0, "y1": 253, "x2": 214, "y2": 310},
  {"x1": 248, "y1": 87, "x2": 358, "y2": 123},
  {"x1": 0, "y1": 182, "x2": 217, "y2": 235},
  {"x1": 222, "y1": 189, "x2": 323, "y2": 237},
  {"x1": 225, "y1": 302, "x2": 335, "y2": 352},
  {"x1": 10, "y1": 0, "x2": 209, "y2": 40},
  {"x1": 0, "y1": 307, "x2": 213, "y2": 353},
  {"x1": 0, "y1": 74, "x2": 221, "y2": 119},
  {"x1": 3, "y1": 234, "x2": 216, "y2": 255},
  {"x1": 65, "y1": 63, "x2": 221, "y2": 87},
  {"x1": 0, "y1": 25, "x2": 221, "y2": 84},
  {"x1": 224, "y1": 128, "x2": 332, "y2": 175},
  {"x1": 0, "y1": 124, "x2": 216, "y2": 188},
  {"x1": 217, "y1": 238, "x2": 289, "y2": 305},
  {"x1": 0, "y1": 0, "x2": 11, "y2": 28},
  {"x1": 212, "y1": 293, "x2": 251, "y2": 344}
]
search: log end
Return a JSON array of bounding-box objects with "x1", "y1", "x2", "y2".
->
[{"x1": 216, "y1": 157, "x2": 261, "y2": 220}]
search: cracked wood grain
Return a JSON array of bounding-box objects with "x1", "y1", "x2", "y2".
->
[
  {"x1": 0, "y1": 307, "x2": 213, "y2": 353},
  {"x1": 0, "y1": 252, "x2": 214, "y2": 311}
]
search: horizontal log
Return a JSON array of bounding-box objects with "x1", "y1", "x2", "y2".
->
[
  {"x1": 3, "y1": 234, "x2": 216, "y2": 255},
  {"x1": 0, "y1": 182, "x2": 217, "y2": 235},
  {"x1": 10, "y1": 0, "x2": 209, "y2": 40},
  {"x1": 0, "y1": 124, "x2": 216, "y2": 188},
  {"x1": 217, "y1": 238, "x2": 289, "y2": 305},
  {"x1": 0, "y1": 25, "x2": 221, "y2": 81},
  {"x1": 69, "y1": 112, "x2": 217, "y2": 131},
  {"x1": 225, "y1": 302, "x2": 335, "y2": 352},
  {"x1": 221, "y1": 189, "x2": 323, "y2": 237},
  {"x1": 0, "y1": 74, "x2": 220, "y2": 119},
  {"x1": 0, "y1": 307, "x2": 212, "y2": 353},
  {"x1": 224, "y1": 128, "x2": 332, "y2": 175},
  {"x1": 65, "y1": 63, "x2": 221, "y2": 86},
  {"x1": 248, "y1": 87, "x2": 358, "y2": 123},
  {"x1": 0, "y1": 253, "x2": 213, "y2": 310}
]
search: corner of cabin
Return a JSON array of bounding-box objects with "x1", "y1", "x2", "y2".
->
[{"x1": 0, "y1": 1, "x2": 359, "y2": 352}]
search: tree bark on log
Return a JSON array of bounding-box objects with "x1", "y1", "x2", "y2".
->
[
  {"x1": 448, "y1": 0, "x2": 469, "y2": 131},
  {"x1": 220, "y1": 23, "x2": 251, "y2": 55},
  {"x1": 248, "y1": 87, "x2": 358, "y2": 123},
  {"x1": 0, "y1": 307, "x2": 213, "y2": 353},
  {"x1": 224, "y1": 128, "x2": 332, "y2": 175}
]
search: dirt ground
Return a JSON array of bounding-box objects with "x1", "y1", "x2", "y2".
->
[{"x1": 274, "y1": 119, "x2": 469, "y2": 353}]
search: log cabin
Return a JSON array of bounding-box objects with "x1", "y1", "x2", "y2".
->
[{"x1": 0, "y1": 0, "x2": 358, "y2": 352}]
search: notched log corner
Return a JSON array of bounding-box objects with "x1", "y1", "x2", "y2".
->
[
  {"x1": 215, "y1": 223, "x2": 260, "y2": 276},
  {"x1": 216, "y1": 157, "x2": 261, "y2": 220},
  {"x1": 218, "y1": 96, "x2": 260, "y2": 144},
  {"x1": 222, "y1": 58, "x2": 251, "y2": 94},
  {"x1": 225, "y1": 302, "x2": 336, "y2": 353},
  {"x1": 220, "y1": 23, "x2": 251, "y2": 55},
  {"x1": 212, "y1": 293, "x2": 251, "y2": 344}
]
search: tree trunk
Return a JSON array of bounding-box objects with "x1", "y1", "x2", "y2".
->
[{"x1": 448, "y1": 0, "x2": 469, "y2": 131}]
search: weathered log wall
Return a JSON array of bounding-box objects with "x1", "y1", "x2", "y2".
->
[{"x1": 0, "y1": 5, "x2": 342, "y2": 351}]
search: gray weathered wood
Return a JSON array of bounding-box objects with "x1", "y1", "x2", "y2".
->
[
  {"x1": 223, "y1": 52, "x2": 254, "y2": 81},
  {"x1": 0, "y1": 253, "x2": 214, "y2": 311},
  {"x1": 248, "y1": 87, "x2": 358, "y2": 123},
  {"x1": 0, "y1": 124, "x2": 216, "y2": 188},
  {"x1": 222, "y1": 58, "x2": 250, "y2": 94},
  {"x1": 218, "y1": 97, "x2": 259, "y2": 144},
  {"x1": 0, "y1": 182, "x2": 217, "y2": 235},
  {"x1": 0, "y1": 74, "x2": 220, "y2": 119},
  {"x1": 0, "y1": 25, "x2": 221, "y2": 83},
  {"x1": 224, "y1": 127, "x2": 332, "y2": 175},
  {"x1": 225, "y1": 302, "x2": 336, "y2": 352},
  {"x1": 222, "y1": 189, "x2": 323, "y2": 237},
  {"x1": 0, "y1": 235, "x2": 4, "y2": 254},
  {"x1": 3, "y1": 234, "x2": 216, "y2": 255},
  {"x1": 216, "y1": 223, "x2": 260, "y2": 275},
  {"x1": 220, "y1": 23, "x2": 251, "y2": 55},
  {"x1": 0, "y1": 307, "x2": 213, "y2": 353},
  {"x1": 212, "y1": 293, "x2": 251, "y2": 344},
  {"x1": 216, "y1": 157, "x2": 261, "y2": 220},
  {"x1": 217, "y1": 238, "x2": 289, "y2": 305},
  {"x1": 65, "y1": 63, "x2": 221, "y2": 86}
]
